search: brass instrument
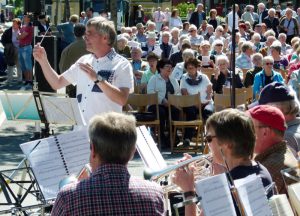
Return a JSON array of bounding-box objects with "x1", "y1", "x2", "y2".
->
[
  {"x1": 144, "y1": 154, "x2": 212, "y2": 193},
  {"x1": 59, "y1": 164, "x2": 92, "y2": 190}
]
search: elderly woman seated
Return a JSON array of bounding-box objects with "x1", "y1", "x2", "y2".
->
[
  {"x1": 147, "y1": 59, "x2": 180, "y2": 148},
  {"x1": 253, "y1": 56, "x2": 284, "y2": 98},
  {"x1": 171, "y1": 48, "x2": 195, "y2": 82},
  {"x1": 211, "y1": 55, "x2": 243, "y2": 94},
  {"x1": 172, "y1": 109, "x2": 273, "y2": 216},
  {"x1": 180, "y1": 58, "x2": 213, "y2": 146},
  {"x1": 116, "y1": 34, "x2": 131, "y2": 58}
]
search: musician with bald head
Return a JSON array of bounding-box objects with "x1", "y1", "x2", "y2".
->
[
  {"x1": 51, "y1": 112, "x2": 165, "y2": 216},
  {"x1": 172, "y1": 109, "x2": 273, "y2": 216}
]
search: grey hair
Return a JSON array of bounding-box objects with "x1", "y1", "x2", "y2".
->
[
  {"x1": 182, "y1": 48, "x2": 195, "y2": 59},
  {"x1": 86, "y1": 16, "x2": 116, "y2": 47},
  {"x1": 270, "y1": 40, "x2": 282, "y2": 53},
  {"x1": 89, "y1": 112, "x2": 137, "y2": 164},
  {"x1": 263, "y1": 56, "x2": 274, "y2": 64},
  {"x1": 241, "y1": 41, "x2": 254, "y2": 53},
  {"x1": 216, "y1": 55, "x2": 229, "y2": 64}
]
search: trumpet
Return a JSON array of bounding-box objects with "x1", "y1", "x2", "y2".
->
[
  {"x1": 144, "y1": 154, "x2": 212, "y2": 193},
  {"x1": 59, "y1": 164, "x2": 92, "y2": 190}
]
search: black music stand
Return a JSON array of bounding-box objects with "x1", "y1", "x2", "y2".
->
[{"x1": 0, "y1": 161, "x2": 50, "y2": 215}]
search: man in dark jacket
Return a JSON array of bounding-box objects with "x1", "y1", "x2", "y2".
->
[
  {"x1": 263, "y1": 8, "x2": 279, "y2": 37},
  {"x1": 189, "y1": 3, "x2": 206, "y2": 29}
]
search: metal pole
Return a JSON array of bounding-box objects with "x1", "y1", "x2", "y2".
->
[{"x1": 231, "y1": 2, "x2": 236, "y2": 108}]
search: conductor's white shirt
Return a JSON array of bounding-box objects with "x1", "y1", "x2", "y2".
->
[{"x1": 62, "y1": 49, "x2": 134, "y2": 124}]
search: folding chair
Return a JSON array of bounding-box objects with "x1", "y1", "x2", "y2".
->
[
  {"x1": 167, "y1": 93, "x2": 204, "y2": 154},
  {"x1": 126, "y1": 93, "x2": 161, "y2": 149}
]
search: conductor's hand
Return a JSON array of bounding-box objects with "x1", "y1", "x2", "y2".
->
[
  {"x1": 78, "y1": 63, "x2": 97, "y2": 82},
  {"x1": 33, "y1": 43, "x2": 48, "y2": 63}
]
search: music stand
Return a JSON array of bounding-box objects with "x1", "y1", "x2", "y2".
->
[
  {"x1": 0, "y1": 160, "x2": 51, "y2": 215},
  {"x1": 0, "y1": 90, "x2": 85, "y2": 129}
]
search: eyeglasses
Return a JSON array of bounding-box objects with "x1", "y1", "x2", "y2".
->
[
  {"x1": 204, "y1": 134, "x2": 217, "y2": 143},
  {"x1": 189, "y1": 29, "x2": 196, "y2": 32},
  {"x1": 218, "y1": 30, "x2": 223, "y2": 32},
  {"x1": 162, "y1": 65, "x2": 172, "y2": 69},
  {"x1": 265, "y1": 62, "x2": 274, "y2": 65},
  {"x1": 215, "y1": 44, "x2": 223, "y2": 47}
]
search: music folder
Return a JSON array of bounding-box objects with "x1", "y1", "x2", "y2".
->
[{"x1": 20, "y1": 128, "x2": 90, "y2": 201}]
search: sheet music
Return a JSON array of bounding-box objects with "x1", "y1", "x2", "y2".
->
[
  {"x1": 288, "y1": 182, "x2": 300, "y2": 215},
  {"x1": 269, "y1": 194, "x2": 294, "y2": 216},
  {"x1": 136, "y1": 126, "x2": 167, "y2": 171},
  {"x1": 58, "y1": 128, "x2": 90, "y2": 174},
  {"x1": 234, "y1": 174, "x2": 272, "y2": 216},
  {"x1": 195, "y1": 173, "x2": 237, "y2": 216},
  {"x1": 20, "y1": 129, "x2": 90, "y2": 200},
  {"x1": 41, "y1": 95, "x2": 85, "y2": 125}
]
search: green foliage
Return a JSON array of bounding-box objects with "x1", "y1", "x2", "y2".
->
[{"x1": 175, "y1": 3, "x2": 195, "y2": 18}]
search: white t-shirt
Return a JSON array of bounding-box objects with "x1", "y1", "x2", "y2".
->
[
  {"x1": 62, "y1": 49, "x2": 134, "y2": 123},
  {"x1": 180, "y1": 72, "x2": 212, "y2": 103}
]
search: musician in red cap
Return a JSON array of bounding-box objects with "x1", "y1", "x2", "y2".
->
[{"x1": 248, "y1": 105, "x2": 298, "y2": 194}]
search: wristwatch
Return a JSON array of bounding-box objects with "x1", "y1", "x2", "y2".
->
[{"x1": 94, "y1": 74, "x2": 104, "y2": 84}]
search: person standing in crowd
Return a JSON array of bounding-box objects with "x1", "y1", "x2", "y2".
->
[
  {"x1": 281, "y1": 2, "x2": 297, "y2": 17},
  {"x1": 169, "y1": 9, "x2": 183, "y2": 30},
  {"x1": 1, "y1": 18, "x2": 22, "y2": 86},
  {"x1": 257, "y1": 3, "x2": 268, "y2": 24},
  {"x1": 279, "y1": 8, "x2": 299, "y2": 44},
  {"x1": 84, "y1": 7, "x2": 94, "y2": 25},
  {"x1": 241, "y1": 5, "x2": 254, "y2": 27},
  {"x1": 37, "y1": 14, "x2": 51, "y2": 35},
  {"x1": 18, "y1": 13, "x2": 34, "y2": 87},
  {"x1": 59, "y1": 23, "x2": 89, "y2": 98},
  {"x1": 226, "y1": 4, "x2": 239, "y2": 32},
  {"x1": 249, "y1": 105, "x2": 298, "y2": 194},
  {"x1": 51, "y1": 112, "x2": 165, "y2": 216},
  {"x1": 189, "y1": 3, "x2": 206, "y2": 29},
  {"x1": 135, "y1": 5, "x2": 144, "y2": 25},
  {"x1": 0, "y1": 10, "x2": 5, "y2": 23},
  {"x1": 263, "y1": 8, "x2": 279, "y2": 37},
  {"x1": 33, "y1": 16, "x2": 134, "y2": 123},
  {"x1": 57, "y1": 14, "x2": 79, "y2": 52},
  {"x1": 153, "y1": 7, "x2": 165, "y2": 32}
]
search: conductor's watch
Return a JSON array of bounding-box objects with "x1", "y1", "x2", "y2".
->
[{"x1": 94, "y1": 74, "x2": 103, "y2": 84}]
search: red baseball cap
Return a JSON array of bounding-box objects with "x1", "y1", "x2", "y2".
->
[{"x1": 248, "y1": 105, "x2": 287, "y2": 131}]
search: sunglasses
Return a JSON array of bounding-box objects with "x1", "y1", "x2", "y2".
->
[
  {"x1": 204, "y1": 134, "x2": 217, "y2": 143},
  {"x1": 215, "y1": 44, "x2": 223, "y2": 46},
  {"x1": 265, "y1": 62, "x2": 274, "y2": 65}
]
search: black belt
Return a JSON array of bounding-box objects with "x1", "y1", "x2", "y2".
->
[{"x1": 19, "y1": 44, "x2": 31, "y2": 48}]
